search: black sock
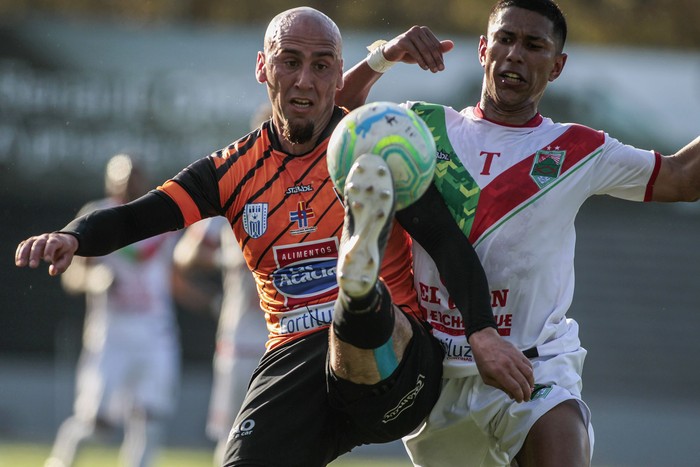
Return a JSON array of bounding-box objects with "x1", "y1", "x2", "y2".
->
[{"x1": 332, "y1": 281, "x2": 394, "y2": 349}]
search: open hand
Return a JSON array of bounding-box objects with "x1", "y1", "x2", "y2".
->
[{"x1": 15, "y1": 232, "x2": 79, "y2": 276}]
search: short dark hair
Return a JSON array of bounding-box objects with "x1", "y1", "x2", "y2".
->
[{"x1": 490, "y1": 0, "x2": 567, "y2": 51}]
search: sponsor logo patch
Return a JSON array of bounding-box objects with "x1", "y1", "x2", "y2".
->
[
  {"x1": 231, "y1": 418, "x2": 256, "y2": 439},
  {"x1": 531, "y1": 149, "x2": 566, "y2": 189},
  {"x1": 436, "y1": 149, "x2": 450, "y2": 161},
  {"x1": 383, "y1": 374, "x2": 425, "y2": 423},
  {"x1": 278, "y1": 303, "x2": 334, "y2": 334},
  {"x1": 438, "y1": 337, "x2": 473, "y2": 361},
  {"x1": 272, "y1": 238, "x2": 338, "y2": 307},
  {"x1": 531, "y1": 384, "x2": 553, "y2": 400},
  {"x1": 285, "y1": 184, "x2": 313, "y2": 195},
  {"x1": 289, "y1": 201, "x2": 317, "y2": 235}
]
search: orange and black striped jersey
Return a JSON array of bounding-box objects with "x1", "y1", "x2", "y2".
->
[{"x1": 158, "y1": 107, "x2": 419, "y2": 350}]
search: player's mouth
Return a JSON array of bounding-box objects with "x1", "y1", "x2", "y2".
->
[
  {"x1": 290, "y1": 98, "x2": 313, "y2": 109},
  {"x1": 500, "y1": 72, "x2": 525, "y2": 84}
]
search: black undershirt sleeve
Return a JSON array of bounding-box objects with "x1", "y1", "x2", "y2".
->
[
  {"x1": 396, "y1": 183, "x2": 497, "y2": 339},
  {"x1": 59, "y1": 190, "x2": 185, "y2": 257}
]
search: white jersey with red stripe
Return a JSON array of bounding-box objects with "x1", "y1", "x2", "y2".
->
[
  {"x1": 407, "y1": 102, "x2": 661, "y2": 378},
  {"x1": 78, "y1": 197, "x2": 179, "y2": 354}
]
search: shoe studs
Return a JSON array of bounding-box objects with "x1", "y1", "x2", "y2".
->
[{"x1": 338, "y1": 153, "x2": 395, "y2": 298}]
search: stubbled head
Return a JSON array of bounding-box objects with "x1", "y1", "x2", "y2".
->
[
  {"x1": 263, "y1": 7, "x2": 342, "y2": 57},
  {"x1": 256, "y1": 7, "x2": 344, "y2": 154}
]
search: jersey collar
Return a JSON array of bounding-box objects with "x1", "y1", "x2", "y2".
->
[{"x1": 474, "y1": 102, "x2": 543, "y2": 128}]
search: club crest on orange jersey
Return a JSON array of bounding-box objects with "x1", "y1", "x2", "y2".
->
[
  {"x1": 531, "y1": 149, "x2": 566, "y2": 189},
  {"x1": 243, "y1": 203, "x2": 268, "y2": 238}
]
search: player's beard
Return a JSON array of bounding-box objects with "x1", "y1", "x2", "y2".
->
[{"x1": 283, "y1": 119, "x2": 315, "y2": 145}]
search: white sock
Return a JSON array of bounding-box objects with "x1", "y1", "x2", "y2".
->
[
  {"x1": 119, "y1": 410, "x2": 164, "y2": 467},
  {"x1": 45, "y1": 415, "x2": 95, "y2": 467}
]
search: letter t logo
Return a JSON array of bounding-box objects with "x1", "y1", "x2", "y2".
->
[{"x1": 479, "y1": 151, "x2": 500, "y2": 175}]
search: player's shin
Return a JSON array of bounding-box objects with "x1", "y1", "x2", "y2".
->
[{"x1": 332, "y1": 282, "x2": 400, "y2": 380}]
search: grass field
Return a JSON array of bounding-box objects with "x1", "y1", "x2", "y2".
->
[{"x1": 0, "y1": 442, "x2": 410, "y2": 467}]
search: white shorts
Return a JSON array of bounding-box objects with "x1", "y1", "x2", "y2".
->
[
  {"x1": 403, "y1": 348, "x2": 594, "y2": 467},
  {"x1": 74, "y1": 336, "x2": 180, "y2": 425}
]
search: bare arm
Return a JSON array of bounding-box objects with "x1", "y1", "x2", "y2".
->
[
  {"x1": 468, "y1": 327, "x2": 534, "y2": 402},
  {"x1": 652, "y1": 136, "x2": 700, "y2": 202},
  {"x1": 336, "y1": 26, "x2": 455, "y2": 110}
]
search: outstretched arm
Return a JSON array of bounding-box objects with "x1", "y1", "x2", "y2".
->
[
  {"x1": 15, "y1": 191, "x2": 183, "y2": 276},
  {"x1": 652, "y1": 136, "x2": 700, "y2": 202},
  {"x1": 397, "y1": 185, "x2": 534, "y2": 402},
  {"x1": 337, "y1": 26, "x2": 454, "y2": 110}
]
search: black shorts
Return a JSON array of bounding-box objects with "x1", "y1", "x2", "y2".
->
[{"x1": 223, "y1": 312, "x2": 444, "y2": 467}]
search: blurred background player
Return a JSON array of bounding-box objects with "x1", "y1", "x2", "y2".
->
[
  {"x1": 173, "y1": 104, "x2": 271, "y2": 467},
  {"x1": 173, "y1": 217, "x2": 266, "y2": 467},
  {"x1": 44, "y1": 154, "x2": 181, "y2": 467}
]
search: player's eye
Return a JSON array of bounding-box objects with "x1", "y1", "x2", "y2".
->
[{"x1": 497, "y1": 35, "x2": 512, "y2": 44}]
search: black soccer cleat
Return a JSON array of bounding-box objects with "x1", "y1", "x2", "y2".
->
[{"x1": 337, "y1": 153, "x2": 395, "y2": 299}]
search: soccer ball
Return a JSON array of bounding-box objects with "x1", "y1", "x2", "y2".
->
[{"x1": 327, "y1": 101, "x2": 436, "y2": 210}]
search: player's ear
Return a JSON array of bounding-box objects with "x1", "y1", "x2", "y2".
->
[
  {"x1": 256, "y1": 51, "x2": 267, "y2": 83},
  {"x1": 478, "y1": 35, "x2": 488, "y2": 67},
  {"x1": 548, "y1": 52, "x2": 567, "y2": 82},
  {"x1": 336, "y1": 58, "x2": 344, "y2": 91}
]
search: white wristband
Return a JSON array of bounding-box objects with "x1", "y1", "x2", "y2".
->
[{"x1": 366, "y1": 40, "x2": 396, "y2": 74}]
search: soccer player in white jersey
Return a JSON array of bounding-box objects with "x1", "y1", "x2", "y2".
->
[
  {"x1": 44, "y1": 154, "x2": 181, "y2": 467},
  {"x1": 338, "y1": 0, "x2": 700, "y2": 465}
]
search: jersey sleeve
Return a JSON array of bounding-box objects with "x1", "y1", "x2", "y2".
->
[
  {"x1": 396, "y1": 183, "x2": 497, "y2": 337},
  {"x1": 61, "y1": 190, "x2": 183, "y2": 257},
  {"x1": 593, "y1": 134, "x2": 659, "y2": 201},
  {"x1": 157, "y1": 156, "x2": 227, "y2": 227}
]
